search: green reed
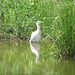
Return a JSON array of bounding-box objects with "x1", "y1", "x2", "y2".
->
[{"x1": 58, "y1": 2, "x2": 75, "y2": 56}]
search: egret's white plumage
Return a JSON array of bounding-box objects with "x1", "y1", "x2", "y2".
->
[{"x1": 29, "y1": 21, "x2": 42, "y2": 43}]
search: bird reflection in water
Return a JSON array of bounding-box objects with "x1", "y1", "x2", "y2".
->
[{"x1": 30, "y1": 42, "x2": 41, "y2": 64}]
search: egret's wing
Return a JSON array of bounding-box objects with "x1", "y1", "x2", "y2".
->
[{"x1": 30, "y1": 31, "x2": 37, "y2": 41}]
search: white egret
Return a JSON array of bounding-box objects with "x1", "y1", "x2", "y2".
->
[{"x1": 29, "y1": 21, "x2": 42, "y2": 43}]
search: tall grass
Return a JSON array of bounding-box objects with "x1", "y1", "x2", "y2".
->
[
  {"x1": 58, "y1": 2, "x2": 75, "y2": 56},
  {"x1": 0, "y1": 0, "x2": 75, "y2": 56}
]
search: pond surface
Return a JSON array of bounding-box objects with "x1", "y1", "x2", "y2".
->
[{"x1": 0, "y1": 40, "x2": 75, "y2": 75}]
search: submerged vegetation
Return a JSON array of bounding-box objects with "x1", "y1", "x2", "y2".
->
[{"x1": 0, "y1": 0, "x2": 75, "y2": 56}]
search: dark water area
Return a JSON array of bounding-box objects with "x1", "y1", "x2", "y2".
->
[{"x1": 0, "y1": 40, "x2": 75, "y2": 75}]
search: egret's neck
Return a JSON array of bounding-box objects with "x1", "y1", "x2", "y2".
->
[{"x1": 36, "y1": 24, "x2": 40, "y2": 30}]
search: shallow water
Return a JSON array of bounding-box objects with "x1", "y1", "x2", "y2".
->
[{"x1": 0, "y1": 40, "x2": 75, "y2": 75}]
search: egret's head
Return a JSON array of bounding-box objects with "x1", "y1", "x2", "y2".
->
[{"x1": 36, "y1": 21, "x2": 42, "y2": 25}]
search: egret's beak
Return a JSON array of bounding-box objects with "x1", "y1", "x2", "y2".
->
[{"x1": 40, "y1": 22, "x2": 43, "y2": 23}]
